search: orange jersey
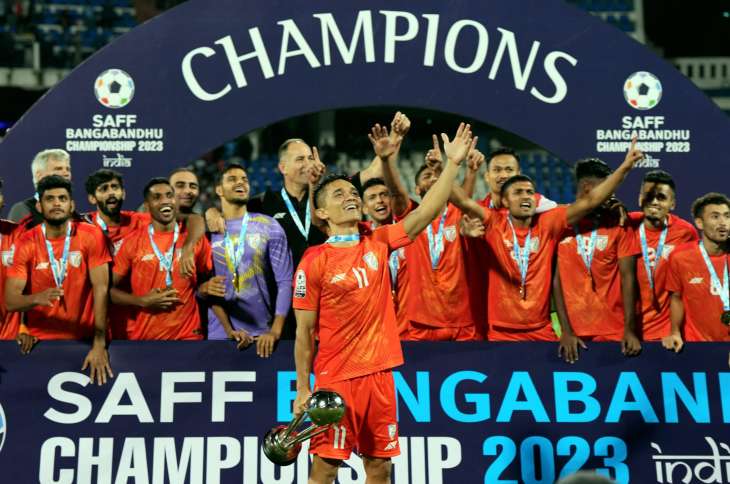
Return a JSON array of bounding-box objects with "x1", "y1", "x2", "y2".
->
[
  {"x1": 89, "y1": 210, "x2": 150, "y2": 340},
  {"x1": 557, "y1": 217, "x2": 639, "y2": 338},
  {"x1": 483, "y1": 206, "x2": 570, "y2": 331},
  {"x1": 292, "y1": 223, "x2": 411, "y2": 386},
  {"x1": 0, "y1": 220, "x2": 21, "y2": 339},
  {"x1": 402, "y1": 203, "x2": 473, "y2": 328},
  {"x1": 627, "y1": 213, "x2": 699, "y2": 340},
  {"x1": 665, "y1": 243, "x2": 730, "y2": 342},
  {"x1": 112, "y1": 225, "x2": 212, "y2": 340},
  {"x1": 7, "y1": 222, "x2": 111, "y2": 340}
]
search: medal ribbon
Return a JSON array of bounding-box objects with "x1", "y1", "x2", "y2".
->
[
  {"x1": 148, "y1": 223, "x2": 179, "y2": 287},
  {"x1": 95, "y1": 213, "x2": 108, "y2": 233},
  {"x1": 223, "y1": 213, "x2": 250, "y2": 279},
  {"x1": 326, "y1": 234, "x2": 360, "y2": 244},
  {"x1": 574, "y1": 224, "x2": 598, "y2": 277},
  {"x1": 639, "y1": 223, "x2": 668, "y2": 292},
  {"x1": 426, "y1": 207, "x2": 448, "y2": 269},
  {"x1": 281, "y1": 188, "x2": 311, "y2": 239},
  {"x1": 698, "y1": 241, "x2": 730, "y2": 311},
  {"x1": 507, "y1": 216, "x2": 532, "y2": 297},
  {"x1": 41, "y1": 222, "x2": 72, "y2": 287}
]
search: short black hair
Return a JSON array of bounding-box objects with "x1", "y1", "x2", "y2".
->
[
  {"x1": 37, "y1": 175, "x2": 72, "y2": 199},
  {"x1": 313, "y1": 173, "x2": 353, "y2": 209},
  {"x1": 691, "y1": 192, "x2": 730, "y2": 219},
  {"x1": 361, "y1": 177, "x2": 387, "y2": 196},
  {"x1": 415, "y1": 163, "x2": 438, "y2": 187},
  {"x1": 575, "y1": 158, "x2": 612, "y2": 182},
  {"x1": 168, "y1": 167, "x2": 197, "y2": 180},
  {"x1": 642, "y1": 169, "x2": 676, "y2": 192},
  {"x1": 143, "y1": 177, "x2": 173, "y2": 200},
  {"x1": 85, "y1": 169, "x2": 123, "y2": 196},
  {"x1": 216, "y1": 163, "x2": 247, "y2": 185},
  {"x1": 487, "y1": 148, "x2": 520, "y2": 168},
  {"x1": 500, "y1": 174, "x2": 536, "y2": 198}
]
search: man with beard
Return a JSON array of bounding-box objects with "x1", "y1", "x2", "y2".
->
[
  {"x1": 450, "y1": 140, "x2": 644, "y2": 341},
  {"x1": 627, "y1": 170, "x2": 697, "y2": 343},
  {"x1": 663, "y1": 192, "x2": 730, "y2": 351},
  {"x1": 169, "y1": 168, "x2": 201, "y2": 215},
  {"x1": 5, "y1": 176, "x2": 112, "y2": 384},
  {"x1": 553, "y1": 159, "x2": 641, "y2": 362},
  {"x1": 0, "y1": 177, "x2": 22, "y2": 340},
  {"x1": 206, "y1": 163, "x2": 292, "y2": 356},
  {"x1": 292, "y1": 123, "x2": 475, "y2": 484},
  {"x1": 110, "y1": 178, "x2": 213, "y2": 340}
]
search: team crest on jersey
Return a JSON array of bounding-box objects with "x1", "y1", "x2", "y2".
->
[
  {"x1": 595, "y1": 235, "x2": 608, "y2": 251},
  {"x1": 246, "y1": 233, "x2": 263, "y2": 250},
  {"x1": 388, "y1": 423, "x2": 397, "y2": 440},
  {"x1": 69, "y1": 251, "x2": 82, "y2": 268},
  {"x1": 444, "y1": 225, "x2": 457, "y2": 242},
  {"x1": 1, "y1": 245, "x2": 14, "y2": 266},
  {"x1": 363, "y1": 251, "x2": 378, "y2": 271},
  {"x1": 660, "y1": 244, "x2": 675, "y2": 260},
  {"x1": 294, "y1": 269, "x2": 306, "y2": 298}
]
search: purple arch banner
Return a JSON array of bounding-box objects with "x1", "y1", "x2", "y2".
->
[{"x1": 0, "y1": 0, "x2": 726, "y2": 213}]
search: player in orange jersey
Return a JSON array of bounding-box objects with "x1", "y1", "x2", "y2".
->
[
  {"x1": 452, "y1": 139, "x2": 645, "y2": 341},
  {"x1": 627, "y1": 170, "x2": 698, "y2": 343},
  {"x1": 553, "y1": 159, "x2": 641, "y2": 362},
  {"x1": 110, "y1": 178, "x2": 214, "y2": 340},
  {"x1": 663, "y1": 193, "x2": 730, "y2": 351},
  {"x1": 292, "y1": 123, "x2": 476, "y2": 484},
  {"x1": 0, "y1": 177, "x2": 22, "y2": 340},
  {"x1": 5, "y1": 175, "x2": 112, "y2": 384}
]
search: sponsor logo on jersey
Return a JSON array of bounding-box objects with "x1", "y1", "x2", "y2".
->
[
  {"x1": 35, "y1": 262, "x2": 49, "y2": 270},
  {"x1": 689, "y1": 277, "x2": 704, "y2": 284},
  {"x1": 141, "y1": 254, "x2": 155, "y2": 261},
  {"x1": 273, "y1": 212, "x2": 287, "y2": 219},
  {"x1": 330, "y1": 273, "x2": 347, "y2": 284},
  {"x1": 294, "y1": 269, "x2": 307, "y2": 298}
]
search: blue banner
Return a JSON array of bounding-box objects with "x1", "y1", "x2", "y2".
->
[
  {"x1": 1, "y1": 341, "x2": 729, "y2": 483},
  {"x1": 0, "y1": 0, "x2": 728, "y2": 214}
]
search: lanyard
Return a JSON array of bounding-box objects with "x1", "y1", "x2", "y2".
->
[
  {"x1": 223, "y1": 213, "x2": 250, "y2": 277},
  {"x1": 507, "y1": 216, "x2": 531, "y2": 299},
  {"x1": 326, "y1": 234, "x2": 360, "y2": 244},
  {"x1": 280, "y1": 188, "x2": 310, "y2": 239},
  {"x1": 95, "y1": 213, "x2": 108, "y2": 233},
  {"x1": 698, "y1": 241, "x2": 730, "y2": 311},
  {"x1": 639, "y1": 223, "x2": 668, "y2": 292},
  {"x1": 41, "y1": 222, "x2": 72, "y2": 287},
  {"x1": 371, "y1": 220, "x2": 400, "y2": 285},
  {"x1": 574, "y1": 224, "x2": 598, "y2": 277},
  {"x1": 148, "y1": 223, "x2": 179, "y2": 287},
  {"x1": 426, "y1": 207, "x2": 448, "y2": 269}
]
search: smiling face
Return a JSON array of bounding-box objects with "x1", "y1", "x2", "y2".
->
[
  {"x1": 362, "y1": 183, "x2": 392, "y2": 224},
  {"x1": 504, "y1": 181, "x2": 537, "y2": 219},
  {"x1": 169, "y1": 171, "x2": 199, "y2": 212},
  {"x1": 316, "y1": 179, "x2": 362, "y2": 226},
  {"x1": 89, "y1": 178, "x2": 125, "y2": 218},
  {"x1": 145, "y1": 183, "x2": 177, "y2": 225},
  {"x1": 696, "y1": 203, "x2": 730, "y2": 245},
  {"x1": 639, "y1": 182, "x2": 675, "y2": 224},
  {"x1": 38, "y1": 188, "x2": 74, "y2": 226},
  {"x1": 279, "y1": 141, "x2": 313, "y2": 187},
  {"x1": 216, "y1": 167, "x2": 250, "y2": 205}
]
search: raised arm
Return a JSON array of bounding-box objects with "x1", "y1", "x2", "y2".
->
[
  {"x1": 450, "y1": 183, "x2": 487, "y2": 221},
  {"x1": 369, "y1": 122, "x2": 410, "y2": 217},
  {"x1": 308, "y1": 146, "x2": 328, "y2": 232},
  {"x1": 292, "y1": 308, "x2": 317, "y2": 416},
  {"x1": 403, "y1": 123, "x2": 476, "y2": 240},
  {"x1": 566, "y1": 138, "x2": 644, "y2": 225},
  {"x1": 461, "y1": 149, "x2": 485, "y2": 198}
]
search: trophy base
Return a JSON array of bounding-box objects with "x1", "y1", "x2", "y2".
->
[{"x1": 263, "y1": 425, "x2": 302, "y2": 466}]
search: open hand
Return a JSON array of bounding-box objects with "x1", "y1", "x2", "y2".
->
[
  {"x1": 441, "y1": 122, "x2": 477, "y2": 165},
  {"x1": 368, "y1": 124, "x2": 398, "y2": 159}
]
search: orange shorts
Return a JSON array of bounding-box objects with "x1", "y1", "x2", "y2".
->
[
  {"x1": 404, "y1": 321, "x2": 477, "y2": 341},
  {"x1": 488, "y1": 323, "x2": 558, "y2": 341},
  {"x1": 310, "y1": 370, "x2": 400, "y2": 460}
]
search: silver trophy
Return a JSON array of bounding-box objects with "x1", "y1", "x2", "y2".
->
[{"x1": 262, "y1": 389, "x2": 346, "y2": 466}]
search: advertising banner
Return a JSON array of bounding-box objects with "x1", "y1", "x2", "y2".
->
[{"x1": 1, "y1": 341, "x2": 729, "y2": 483}]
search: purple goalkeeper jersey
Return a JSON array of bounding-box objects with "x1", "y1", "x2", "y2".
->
[{"x1": 207, "y1": 213, "x2": 293, "y2": 338}]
